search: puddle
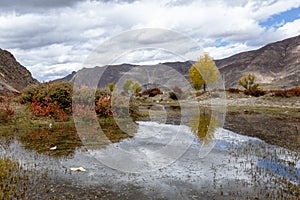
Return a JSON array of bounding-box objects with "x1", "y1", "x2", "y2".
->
[{"x1": 1, "y1": 120, "x2": 299, "y2": 198}]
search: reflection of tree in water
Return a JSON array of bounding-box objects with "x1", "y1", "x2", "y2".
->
[
  {"x1": 20, "y1": 124, "x2": 82, "y2": 157},
  {"x1": 189, "y1": 111, "x2": 219, "y2": 143},
  {"x1": 99, "y1": 118, "x2": 137, "y2": 142}
]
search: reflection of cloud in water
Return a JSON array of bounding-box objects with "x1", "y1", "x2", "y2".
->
[
  {"x1": 0, "y1": 122, "x2": 299, "y2": 198},
  {"x1": 90, "y1": 121, "x2": 194, "y2": 172}
]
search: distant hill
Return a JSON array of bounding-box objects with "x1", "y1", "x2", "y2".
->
[
  {"x1": 0, "y1": 48, "x2": 38, "y2": 95},
  {"x1": 58, "y1": 34, "x2": 300, "y2": 89},
  {"x1": 216, "y1": 35, "x2": 300, "y2": 88}
]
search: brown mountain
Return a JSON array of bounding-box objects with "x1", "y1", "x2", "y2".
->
[
  {"x1": 58, "y1": 35, "x2": 300, "y2": 89},
  {"x1": 0, "y1": 48, "x2": 38, "y2": 95},
  {"x1": 216, "y1": 35, "x2": 300, "y2": 89}
]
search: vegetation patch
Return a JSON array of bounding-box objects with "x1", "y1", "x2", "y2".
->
[
  {"x1": 0, "y1": 157, "x2": 31, "y2": 199},
  {"x1": 0, "y1": 95, "x2": 15, "y2": 123},
  {"x1": 271, "y1": 87, "x2": 300, "y2": 97}
]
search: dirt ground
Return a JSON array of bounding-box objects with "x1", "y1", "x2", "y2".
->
[
  {"x1": 221, "y1": 93, "x2": 300, "y2": 152},
  {"x1": 224, "y1": 106, "x2": 300, "y2": 152}
]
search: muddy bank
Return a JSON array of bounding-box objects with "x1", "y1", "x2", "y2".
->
[{"x1": 224, "y1": 106, "x2": 300, "y2": 152}]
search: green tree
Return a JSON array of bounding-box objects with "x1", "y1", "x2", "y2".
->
[
  {"x1": 122, "y1": 79, "x2": 142, "y2": 94},
  {"x1": 123, "y1": 79, "x2": 134, "y2": 93},
  {"x1": 189, "y1": 54, "x2": 219, "y2": 91},
  {"x1": 131, "y1": 82, "x2": 142, "y2": 94},
  {"x1": 107, "y1": 83, "x2": 116, "y2": 92},
  {"x1": 238, "y1": 74, "x2": 259, "y2": 90}
]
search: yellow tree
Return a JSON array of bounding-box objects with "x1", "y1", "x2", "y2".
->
[
  {"x1": 189, "y1": 54, "x2": 219, "y2": 91},
  {"x1": 107, "y1": 83, "x2": 116, "y2": 92}
]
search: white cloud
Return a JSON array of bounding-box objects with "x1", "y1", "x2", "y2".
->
[
  {"x1": 0, "y1": 0, "x2": 299, "y2": 81},
  {"x1": 204, "y1": 43, "x2": 251, "y2": 60}
]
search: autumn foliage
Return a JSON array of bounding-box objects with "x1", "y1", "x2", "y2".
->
[
  {"x1": 20, "y1": 82, "x2": 72, "y2": 121},
  {"x1": 0, "y1": 95, "x2": 15, "y2": 123},
  {"x1": 189, "y1": 54, "x2": 219, "y2": 91}
]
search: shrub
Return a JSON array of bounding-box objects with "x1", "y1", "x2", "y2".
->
[
  {"x1": 29, "y1": 98, "x2": 67, "y2": 121},
  {"x1": 227, "y1": 88, "x2": 241, "y2": 93},
  {"x1": 173, "y1": 85, "x2": 183, "y2": 95},
  {"x1": 141, "y1": 88, "x2": 162, "y2": 97},
  {"x1": 244, "y1": 89, "x2": 266, "y2": 97},
  {"x1": 20, "y1": 81, "x2": 72, "y2": 121},
  {"x1": 272, "y1": 87, "x2": 300, "y2": 97},
  {"x1": 169, "y1": 91, "x2": 178, "y2": 100},
  {"x1": 196, "y1": 91, "x2": 205, "y2": 97},
  {"x1": 95, "y1": 96, "x2": 113, "y2": 117},
  {"x1": 0, "y1": 96, "x2": 15, "y2": 123}
]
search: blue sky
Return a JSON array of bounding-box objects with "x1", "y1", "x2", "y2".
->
[
  {"x1": 0, "y1": 0, "x2": 300, "y2": 81},
  {"x1": 260, "y1": 6, "x2": 300, "y2": 28}
]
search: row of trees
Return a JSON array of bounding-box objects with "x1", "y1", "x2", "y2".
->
[{"x1": 106, "y1": 53, "x2": 259, "y2": 96}]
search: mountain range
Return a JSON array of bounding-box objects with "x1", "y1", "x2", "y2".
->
[
  {"x1": 58, "y1": 35, "x2": 300, "y2": 89},
  {"x1": 0, "y1": 35, "x2": 299, "y2": 95}
]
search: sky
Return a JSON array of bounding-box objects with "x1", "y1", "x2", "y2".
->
[{"x1": 0, "y1": 0, "x2": 300, "y2": 81}]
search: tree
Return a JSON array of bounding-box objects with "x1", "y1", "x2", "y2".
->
[
  {"x1": 131, "y1": 82, "x2": 142, "y2": 94},
  {"x1": 107, "y1": 83, "x2": 116, "y2": 92},
  {"x1": 189, "y1": 66, "x2": 205, "y2": 91},
  {"x1": 238, "y1": 74, "x2": 259, "y2": 90},
  {"x1": 122, "y1": 79, "x2": 142, "y2": 94},
  {"x1": 122, "y1": 79, "x2": 134, "y2": 94},
  {"x1": 189, "y1": 54, "x2": 219, "y2": 91}
]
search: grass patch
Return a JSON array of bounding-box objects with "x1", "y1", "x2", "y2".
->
[{"x1": 0, "y1": 157, "x2": 31, "y2": 199}]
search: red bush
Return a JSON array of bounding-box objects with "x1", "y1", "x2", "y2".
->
[
  {"x1": 141, "y1": 88, "x2": 163, "y2": 97},
  {"x1": 29, "y1": 98, "x2": 67, "y2": 121},
  {"x1": 95, "y1": 96, "x2": 113, "y2": 117},
  {"x1": 196, "y1": 91, "x2": 205, "y2": 97},
  {"x1": 227, "y1": 88, "x2": 241, "y2": 93},
  {"x1": 272, "y1": 87, "x2": 300, "y2": 97},
  {"x1": 0, "y1": 95, "x2": 15, "y2": 123},
  {"x1": 243, "y1": 89, "x2": 266, "y2": 97}
]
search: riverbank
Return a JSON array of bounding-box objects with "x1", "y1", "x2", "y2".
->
[{"x1": 138, "y1": 91, "x2": 300, "y2": 151}]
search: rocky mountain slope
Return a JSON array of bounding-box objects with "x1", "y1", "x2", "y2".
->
[
  {"x1": 59, "y1": 35, "x2": 300, "y2": 89},
  {"x1": 216, "y1": 35, "x2": 300, "y2": 88},
  {"x1": 0, "y1": 48, "x2": 38, "y2": 94}
]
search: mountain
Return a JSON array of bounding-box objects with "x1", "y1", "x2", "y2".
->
[
  {"x1": 0, "y1": 48, "x2": 38, "y2": 95},
  {"x1": 65, "y1": 62, "x2": 193, "y2": 89},
  {"x1": 216, "y1": 35, "x2": 300, "y2": 88},
  {"x1": 57, "y1": 35, "x2": 300, "y2": 89}
]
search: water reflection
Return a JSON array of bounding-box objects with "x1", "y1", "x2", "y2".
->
[
  {"x1": 188, "y1": 111, "x2": 219, "y2": 143},
  {"x1": 19, "y1": 124, "x2": 82, "y2": 157},
  {"x1": 1, "y1": 120, "x2": 299, "y2": 198},
  {"x1": 0, "y1": 119, "x2": 137, "y2": 158}
]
